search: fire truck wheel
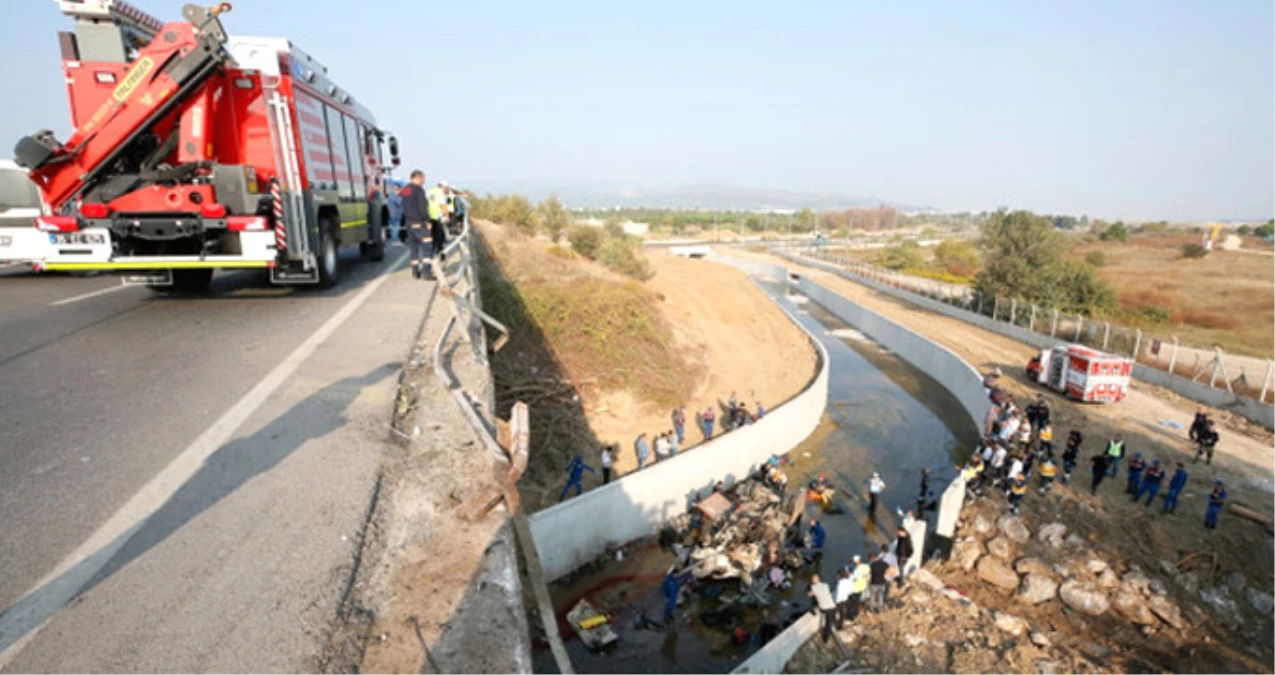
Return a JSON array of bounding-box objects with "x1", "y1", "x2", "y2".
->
[{"x1": 317, "y1": 226, "x2": 341, "y2": 289}]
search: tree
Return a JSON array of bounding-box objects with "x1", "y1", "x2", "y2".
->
[
  {"x1": 503, "y1": 195, "x2": 535, "y2": 235},
  {"x1": 567, "y1": 224, "x2": 603, "y2": 260},
  {"x1": 1084, "y1": 250, "x2": 1106, "y2": 267},
  {"x1": 603, "y1": 216, "x2": 625, "y2": 239},
  {"x1": 537, "y1": 194, "x2": 569, "y2": 243},
  {"x1": 878, "y1": 239, "x2": 925, "y2": 270},
  {"x1": 796, "y1": 207, "x2": 816, "y2": 234},
  {"x1": 1100, "y1": 221, "x2": 1129, "y2": 242},
  {"x1": 1255, "y1": 220, "x2": 1274, "y2": 238},
  {"x1": 1039, "y1": 261, "x2": 1116, "y2": 314},
  {"x1": 1237, "y1": 225, "x2": 1252, "y2": 236},
  {"x1": 933, "y1": 239, "x2": 979, "y2": 276},
  {"x1": 974, "y1": 209, "x2": 1067, "y2": 301}
]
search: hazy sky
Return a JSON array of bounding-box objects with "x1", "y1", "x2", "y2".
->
[{"x1": 2, "y1": 0, "x2": 1271, "y2": 220}]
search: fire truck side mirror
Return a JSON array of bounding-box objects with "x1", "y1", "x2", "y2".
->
[{"x1": 388, "y1": 136, "x2": 400, "y2": 166}]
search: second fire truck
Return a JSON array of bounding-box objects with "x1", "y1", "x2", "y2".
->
[{"x1": 15, "y1": 1, "x2": 399, "y2": 290}]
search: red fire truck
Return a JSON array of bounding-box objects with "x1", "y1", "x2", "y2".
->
[
  {"x1": 14, "y1": 1, "x2": 399, "y2": 290},
  {"x1": 1027, "y1": 343, "x2": 1133, "y2": 403}
]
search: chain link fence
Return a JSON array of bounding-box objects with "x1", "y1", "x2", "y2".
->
[{"x1": 793, "y1": 246, "x2": 1274, "y2": 406}]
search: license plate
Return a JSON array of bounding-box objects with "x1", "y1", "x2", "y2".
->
[
  {"x1": 0, "y1": 236, "x2": 11, "y2": 247},
  {"x1": 51, "y1": 232, "x2": 106, "y2": 245}
]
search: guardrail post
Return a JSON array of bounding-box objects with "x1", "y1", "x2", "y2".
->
[
  {"x1": 1261, "y1": 360, "x2": 1273, "y2": 403},
  {"x1": 977, "y1": 293, "x2": 984, "y2": 316},
  {"x1": 1102, "y1": 323, "x2": 1110, "y2": 350},
  {"x1": 1167, "y1": 336, "x2": 1179, "y2": 375},
  {"x1": 1074, "y1": 316, "x2": 1083, "y2": 342},
  {"x1": 1050, "y1": 309, "x2": 1059, "y2": 337},
  {"x1": 1132, "y1": 329, "x2": 1141, "y2": 362},
  {"x1": 1028, "y1": 304, "x2": 1036, "y2": 332},
  {"x1": 1010, "y1": 298, "x2": 1017, "y2": 326},
  {"x1": 992, "y1": 296, "x2": 999, "y2": 321}
]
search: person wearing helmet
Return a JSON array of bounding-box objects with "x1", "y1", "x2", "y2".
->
[
  {"x1": 1135, "y1": 459, "x2": 1165, "y2": 506},
  {"x1": 1204, "y1": 479, "x2": 1227, "y2": 529},
  {"x1": 426, "y1": 180, "x2": 450, "y2": 268}
]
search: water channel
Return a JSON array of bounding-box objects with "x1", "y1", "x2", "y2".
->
[{"x1": 531, "y1": 275, "x2": 981, "y2": 674}]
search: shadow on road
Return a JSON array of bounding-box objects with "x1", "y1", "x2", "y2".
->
[{"x1": 0, "y1": 364, "x2": 396, "y2": 656}]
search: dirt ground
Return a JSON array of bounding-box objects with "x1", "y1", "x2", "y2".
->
[
  {"x1": 594, "y1": 249, "x2": 817, "y2": 472},
  {"x1": 741, "y1": 249, "x2": 1274, "y2": 672},
  {"x1": 478, "y1": 223, "x2": 816, "y2": 512}
]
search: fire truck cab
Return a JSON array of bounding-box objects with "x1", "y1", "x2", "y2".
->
[
  {"x1": 14, "y1": 1, "x2": 399, "y2": 291},
  {"x1": 1028, "y1": 344, "x2": 1132, "y2": 403}
]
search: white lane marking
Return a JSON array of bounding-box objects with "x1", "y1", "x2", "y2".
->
[
  {"x1": 49, "y1": 283, "x2": 132, "y2": 307},
  {"x1": 0, "y1": 251, "x2": 408, "y2": 665}
]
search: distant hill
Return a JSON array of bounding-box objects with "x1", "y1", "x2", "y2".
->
[{"x1": 468, "y1": 181, "x2": 934, "y2": 212}]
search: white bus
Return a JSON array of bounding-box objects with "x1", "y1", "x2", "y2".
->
[{"x1": 0, "y1": 159, "x2": 51, "y2": 269}]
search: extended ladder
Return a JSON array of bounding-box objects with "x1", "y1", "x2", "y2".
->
[{"x1": 264, "y1": 83, "x2": 317, "y2": 281}]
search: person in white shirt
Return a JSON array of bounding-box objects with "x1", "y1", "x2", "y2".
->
[
  {"x1": 834, "y1": 567, "x2": 854, "y2": 629},
  {"x1": 655, "y1": 433, "x2": 671, "y2": 461},
  {"x1": 808, "y1": 574, "x2": 838, "y2": 643},
  {"x1": 868, "y1": 473, "x2": 886, "y2": 516},
  {"x1": 600, "y1": 445, "x2": 614, "y2": 484},
  {"x1": 991, "y1": 444, "x2": 1009, "y2": 486}
]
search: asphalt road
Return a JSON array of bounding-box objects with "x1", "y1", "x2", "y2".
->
[{"x1": 0, "y1": 249, "x2": 426, "y2": 671}]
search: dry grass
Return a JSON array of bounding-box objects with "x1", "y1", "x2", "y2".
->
[{"x1": 1071, "y1": 234, "x2": 1274, "y2": 357}]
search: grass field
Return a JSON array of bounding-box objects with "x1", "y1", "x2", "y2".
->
[{"x1": 1072, "y1": 234, "x2": 1274, "y2": 358}]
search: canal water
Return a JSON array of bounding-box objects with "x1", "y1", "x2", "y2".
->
[{"x1": 531, "y1": 276, "x2": 981, "y2": 674}]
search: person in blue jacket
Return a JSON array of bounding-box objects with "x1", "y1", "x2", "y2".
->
[
  {"x1": 662, "y1": 566, "x2": 681, "y2": 621},
  {"x1": 559, "y1": 454, "x2": 596, "y2": 502},
  {"x1": 1162, "y1": 462, "x2": 1188, "y2": 513},
  {"x1": 1204, "y1": 480, "x2": 1227, "y2": 529}
]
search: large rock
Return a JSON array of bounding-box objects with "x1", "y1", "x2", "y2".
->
[
  {"x1": 1174, "y1": 571, "x2": 1200, "y2": 595},
  {"x1": 1113, "y1": 590, "x2": 1158, "y2": 625},
  {"x1": 970, "y1": 514, "x2": 995, "y2": 537},
  {"x1": 1200, "y1": 587, "x2": 1240, "y2": 615},
  {"x1": 1014, "y1": 558, "x2": 1056, "y2": 579},
  {"x1": 1122, "y1": 568, "x2": 1152, "y2": 596},
  {"x1": 1225, "y1": 571, "x2": 1247, "y2": 594},
  {"x1": 997, "y1": 515, "x2": 1031, "y2": 544},
  {"x1": 978, "y1": 556, "x2": 1021, "y2": 593},
  {"x1": 1097, "y1": 568, "x2": 1121, "y2": 590},
  {"x1": 1148, "y1": 594, "x2": 1185, "y2": 629},
  {"x1": 1059, "y1": 579, "x2": 1110, "y2": 616},
  {"x1": 1017, "y1": 573, "x2": 1060, "y2": 605},
  {"x1": 1037, "y1": 522, "x2": 1067, "y2": 548},
  {"x1": 987, "y1": 536, "x2": 1014, "y2": 560},
  {"x1": 953, "y1": 537, "x2": 984, "y2": 572},
  {"x1": 1085, "y1": 558, "x2": 1109, "y2": 575},
  {"x1": 993, "y1": 611, "x2": 1029, "y2": 636},
  {"x1": 1246, "y1": 588, "x2": 1275, "y2": 615},
  {"x1": 910, "y1": 567, "x2": 944, "y2": 591}
]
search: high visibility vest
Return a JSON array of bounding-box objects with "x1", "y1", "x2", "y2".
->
[
  {"x1": 1106, "y1": 440, "x2": 1124, "y2": 457},
  {"x1": 1040, "y1": 428, "x2": 1053, "y2": 442},
  {"x1": 1041, "y1": 462, "x2": 1058, "y2": 477},
  {"x1": 1010, "y1": 480, "x2": 1028, "y2": 496},
  {"x1": 851, "y1": 564, "x2": 870, "y2": 593},
  {"x1": 427, "y1": 186, "x2": 446, "y2": 220}
]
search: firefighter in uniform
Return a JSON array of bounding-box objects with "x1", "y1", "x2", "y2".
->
[
  {"x1": 1162, "y1": 463, "x2": 1189, "y2": 513},
  {"x1": 1125, "y1": 452, "x2": 1146, "y2": 495},
  {"x1": 1007, "y1": 472, "x2": 1028, "y2": 515},
  {"x1": 1136, "y1": 459, "x2": 1165, "y2": 506},
  {"x1": 1038, "y1": 456, "x2": 1059, "y2": 495}
]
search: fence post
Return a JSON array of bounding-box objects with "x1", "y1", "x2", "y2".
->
[
  {"x1": 1074, "y1": 316, "x2": 1083, "y2": 342},
  {"x1": 1010, "y1": 298, "x2": 1017, "y2": 326},
  {"x1": 977, "y1": 294, "x2": 985, "y2": 316},
  {"x1": 1029, "y1": 305, "x2": 1036, "y2": 332},
  {"x1": 1261, "y1": 360, "x2": 1273, "y2": 404},
  {"x1": 1102, "y1": 323, "x2": 1110, "y2": 350},
  {"x1": 993, "y1": 297, "x2": 1000, "y2": 321},
  {"x1": 1050, "y1": 309, "x2": 1059, "y2": 337},
  {"x1": 1167, "y1": 337, "x2": 1179, "y2": 375},
  {"x1": 1132, "y1": 329, "x2": 1142, "y2": 362}
]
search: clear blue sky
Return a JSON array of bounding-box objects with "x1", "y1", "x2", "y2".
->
[{"x1": 2, "y1": 0, "x2": 1271, "y2": 220}]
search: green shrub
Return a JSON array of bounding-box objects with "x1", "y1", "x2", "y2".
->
[
  {"x1": 566, "y1": 224, "x2": 603, "y2": 260},
  {"x1": 877, "y1": 239, "x2": 925, "y2": 270},
  {"x1": 1237, "y1": 225, "x2": 1252, "y2": 236},
  {"x1": 1099, "y1": 221, "x2": 1129, "y2": 242},
  {"x1": 537, "y1": 195, "x2": 569, "y2": 243},
  {"x1": 603, "y1": 217, "x2": 626, "y2": 239},
  {"x1": 1084, "y1": 250, "x2": 1106, "y2": 267},
  {"x1": 599, "y1": 238, "x2": 654, "y2": 281},
  {"x1": 1181, "y1": 243, "x2": 1208, "y2": 259},
  {"x1": 1256, "y1": 221, "x2": 1274, "y2": 238},
  {"x1": 547, "y1": 245, "x2": 577, "y2": 260},
  {"x1": 933, "y1": 239, "x2": 980, "y2": 276}
]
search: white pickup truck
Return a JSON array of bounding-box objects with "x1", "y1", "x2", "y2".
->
[{"x1": 0, "y1": 159, "x2": 51, "y2": 269}]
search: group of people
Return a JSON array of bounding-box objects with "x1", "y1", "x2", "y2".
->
[
  {"x1": 969, "y1": 370, "x2": 1228, "y2": 529},
  {"x1": 807, "y1": 517, "x2": 918, "y2": 643},
  {"x1": 393, "y1": 170, "x2": 469, "y2": 280},
  {"x1": 691, "y1": 392, "x2": 767, "y2": 442}
]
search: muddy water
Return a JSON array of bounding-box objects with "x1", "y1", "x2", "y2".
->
[{"x1": 532, "y1": 280, "x2": 980, "y2": 674}]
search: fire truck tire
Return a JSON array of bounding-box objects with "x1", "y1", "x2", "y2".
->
[
  {"x1": 360, "y1": 240, "x2": 385, "y2": 262},
  {"x1": 317, "y1": 225, "x2": 341, "y2": 289}
]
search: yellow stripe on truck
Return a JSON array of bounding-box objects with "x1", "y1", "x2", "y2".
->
[
  {"x1": 340, "y1": 220, "x2": 367, "y2": 229},
  {"x1": 45, "y1": 261, "x2": 272, "y2": 271}
]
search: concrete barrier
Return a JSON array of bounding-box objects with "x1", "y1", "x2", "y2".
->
[
  {"x1": 796, "y1": 276, "x2": 992, "y2": 434},
  {"x1": 730, "y1": 613, "x2": 820, "y2": 675},
  {"x1": 779, "y1": 251, "x2": 1275, "y2": 430},
  {"x1": 526, "y1": 270, "x2": 831, "y2": 582}
]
